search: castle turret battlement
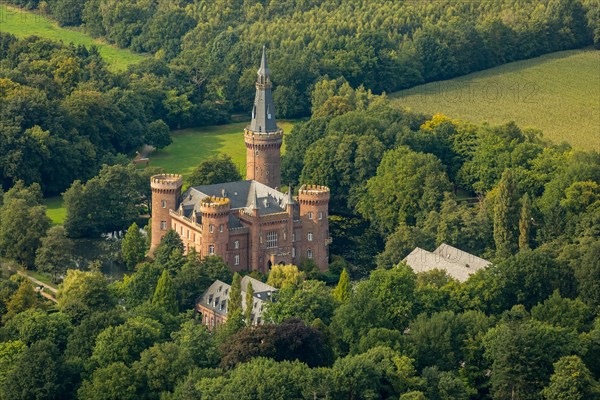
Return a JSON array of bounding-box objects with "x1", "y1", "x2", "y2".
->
[
  {"x1": 151, "y1": 174, "x2": 183, "y2": 191},
  {"x1": 200, "y1": 197, "x2": 231, "y2": 215},
  {"x1": 298, "y1": 185, "x2": 330, "y2": 204}
]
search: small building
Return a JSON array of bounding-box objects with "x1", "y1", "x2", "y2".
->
[
  {"x1": 403, "y1": 243, "x2": 491, "y2": 282},
  {"x1": 196, "y1": 276, "x2": 277, "y2": 329}
]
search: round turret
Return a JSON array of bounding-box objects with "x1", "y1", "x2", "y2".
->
[
  {"x1": 298, "y1": 184, "x2": 330, "y2": 272},
  {"x1": 150, "y1": 174, "x2": 183, "y2": 253},
  {"x1": 245, "y1": 128, "x2": 283, "y2": 189},
  {"x1": 200, "y1": 197, "x2": 231, "y2": 258}
]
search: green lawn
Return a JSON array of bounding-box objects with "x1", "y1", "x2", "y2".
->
[
  {"x1": 44, "y1": 196, "x2": 67, "y2": 225},
  {"x1": 148, "y1": 120, "x2": 296, "y2": 178},
  {"x1": 0, "y1": 4, "x2": 146, "y2": 71},
  {"x1": 43, "y1": 120, "x2": 296, "y2": 223},
  {"x1": 391, "y1": 49, "x2": 600, "y2": 151}
]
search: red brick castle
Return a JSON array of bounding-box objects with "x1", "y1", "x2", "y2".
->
[{"x1": 150, "y1": 48, "x2": 331, "y2": 274}]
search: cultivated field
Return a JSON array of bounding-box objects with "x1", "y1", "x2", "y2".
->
[
  {"x1": 391, "y1": 49, "x2": 600, "y2": 151},
  {"x1": 0, "y1": 4, "x2": 146, "y2": 71}
]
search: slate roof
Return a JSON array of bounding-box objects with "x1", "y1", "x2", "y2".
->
[
  {"x1": 181, "y1": 180, "x2": 292, "y2": 217},
  {"x1": 197, "y1": 276, "x2": 277, "y2": 324},
  {"x1": 402, "y1": 243, "x2": 491, "y2": 282},
  {"x1": 249, "y1": 46, "x2": 279, "y2": 133}
]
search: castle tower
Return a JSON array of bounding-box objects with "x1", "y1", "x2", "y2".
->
[
  {"x1": 244, "y1": 46, "x2": 283, "y2": 189},
  {"x1": 199, "y1": 197, "x2": 231, "y2": 259},
  {"x1": 150, "y1": 174, "x2": 183, "y2": 253},
  {"x1": 298, "y1": 185, "x2": 331, "y2": 272}
]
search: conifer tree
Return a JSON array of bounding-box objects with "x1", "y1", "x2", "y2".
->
[
  {"x1": 333, "y1": 268, "x2": 351, "y2": 303},
  {"x1": 228, "y1": 273, "x2": 242, "y2": 316},
  {"x1": 121, "y1": 222, "x2": 147, "y2": 269},
  {"x1": 519, "y1": 193, "x2": 532, "y2": 251},
  {"x1": 245, "y1": 282, "x2": 254, "y2": 326},
  {"x1": 493, "y1": 169, "x2": 519, "y2": 258},
  {"x1": 152, "y1": 270, "x2": 177, "y2": 314}
]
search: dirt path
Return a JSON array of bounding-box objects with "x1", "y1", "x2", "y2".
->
[
  {"x1": 17, "y1": 270, "x2": 58, "y2": 293},
  {"x1": 16, "y1": 271, "x2": 58, "y2": 303}
]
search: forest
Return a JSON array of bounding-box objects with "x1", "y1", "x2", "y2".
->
[
  {"x1": 1, "y1": 0, "x2": 599, "y2": 195},
  {"x1": 0, "y1": 0, "x2": 599, "y2": 399},
  {"x1": 0, "y1": 81, "x2": 599, "y2": 399}
]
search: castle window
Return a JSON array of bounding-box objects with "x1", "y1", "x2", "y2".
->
[
  {"x1": 209, "y1": 245, "x2": 215, "y2": 254},
  {"x1": 161, "y1": 200, "x2": 166, "y2": 208},
  {"x1": 318, "y1": 211, "x2": 323, "y2": 220},
  {"x1": 209, "y1": 225, "x2": 214, "y2": 233},
  {"x1": 234, "y1": 255, "x2": 240, "y2": 265},
  {"x1": 292, "y1": 247, "x2": 296, "y2": 258},
  {"x1": 307, "y1": 249, "x2": 313, "y2": 259},
  {"x1": 160, "y1": 221, "x2": 167, "y2": 230},
  {"x1": 234, "y1": 240, "x2": 239, "y2": 249},
  {"x1": 308, "y1": 232, "x2": 313, "y2": 241},
  {"x1": 187, "y1": 229, "x2": 190, "y2": 239},
  {"x1": 219, "y1": 224, "x2": 224, "y2": 232},
  {"x1": 308, "y1": 212, "x2": 313, "y2": 220},
  {"x1": 266, "y1": 231, "x2": 278, "y2": 249},
  {"x1": 292, "y1": 233, "x2": 296, "y2": 242}
]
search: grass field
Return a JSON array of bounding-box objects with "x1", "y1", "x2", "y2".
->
[
  {"x1": 0, "y1": 4, "x2": 146, "y2": 71},
  {"x1": 391, "y1": 49, "x2": 600, "y2": 151},
  {"x1": 44, "y1": 196, "x2": 67, "y2": 225},
  {"x1": 43, "y1": 120, "x2": 296, "y2": 224},
  {"x1": 148, "y1": 120, "x2": 296, "y2": 178}
]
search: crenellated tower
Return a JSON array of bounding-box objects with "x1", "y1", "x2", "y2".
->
[
  {"x1": 199, "y1": 197, "x2": 231, "y2": 259},
  {"x1": 244, "y1": 46, "x2": 283, "y2": 189},
  {"x1": 298, "y1": 185, "x2": 331, "y2": 272},
  {"x1": 150, "y1": 174, "x2": 183, "y2": 253}
]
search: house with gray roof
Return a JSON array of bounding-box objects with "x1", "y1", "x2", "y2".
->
[
  {"x1": 403, "y1": 243, "x2": 491, "y2": 282},
  {"x1": 196, "y1": 276, "x2": 277, "y2": 329}
]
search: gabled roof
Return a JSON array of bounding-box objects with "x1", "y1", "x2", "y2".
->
[
  {"x1": 182, "y1": 180, "x2": 291, "y2": 216},
  {"x1": 432, "y1": 243, "x2": 491, "y2": 271},
  {"x1": 402, "y1": 244, "x2": 491, "y2": 282}
]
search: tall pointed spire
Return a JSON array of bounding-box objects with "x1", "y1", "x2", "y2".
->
[
  {"x1": 249, "y1": 46, "x2": 278, "y2": 133},
  {"x1": 257, "y1": 45, "x2": 270, "y2": 80}
]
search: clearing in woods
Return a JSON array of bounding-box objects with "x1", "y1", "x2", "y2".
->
[
  {"x1": 0, "y1": 4, "x2": 147, "y2": 71},
  {"x1": 43, "y1": 120, "x2": 296, "y2": 224}
]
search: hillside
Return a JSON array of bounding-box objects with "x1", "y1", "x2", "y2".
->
[
  {"x1": 391, "y1": 49, "x2": 600, "y2": 151},
  {"x1": 0, "y1": 4, "x2": 146, "y2": 71}
]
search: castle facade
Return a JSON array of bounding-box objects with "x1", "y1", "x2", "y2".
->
[{"x1": 150, "y1": 48, "x2": 331, "y2": 274}]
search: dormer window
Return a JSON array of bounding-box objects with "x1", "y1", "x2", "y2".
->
[
  {"x1": 267, "y1": 105, "x2": 272, "y2": 120},
  {"x1": 252, "y1": 105, "x2": 256, "y2": 119}
]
